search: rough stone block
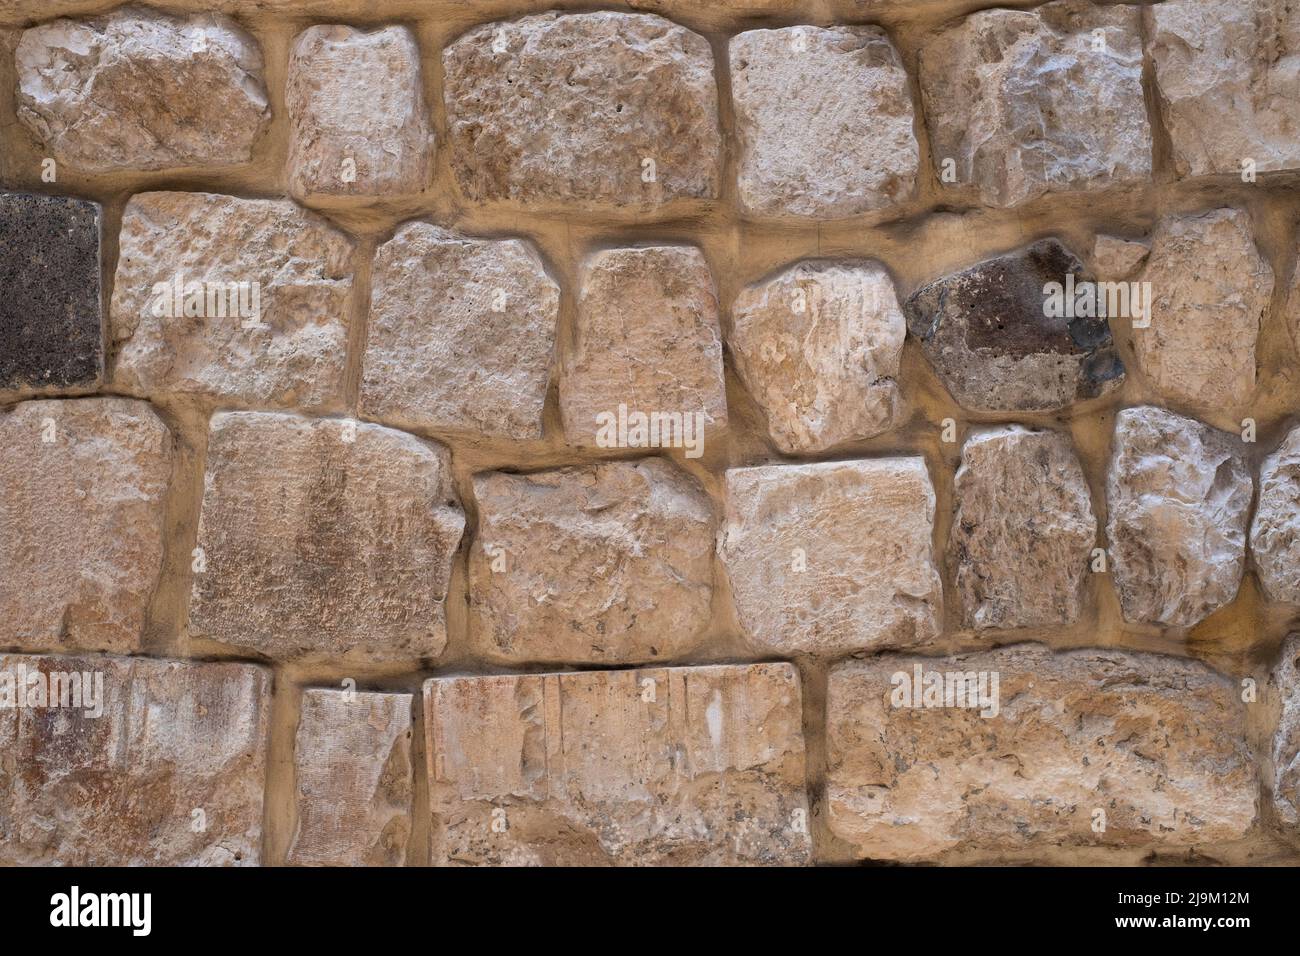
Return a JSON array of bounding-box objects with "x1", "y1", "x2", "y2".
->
[
  {"x1": 190, "y1": 412, "x2": 465, "y2": 662},
  {"x1": 424, "y1": 663, "x2": 810, "y2": 865},
  {"x1": 0, "y1": 398, "x2": 172, "y2": 653}
]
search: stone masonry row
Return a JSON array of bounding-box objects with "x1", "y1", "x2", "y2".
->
[
  {"x1": 3, "y1": 189, "x2": 1297, "y2": 435},
  {"x1": 8, "y1": 395, "x2": 1300, "y2": 660},
  {"x1": 8, "y1": 2, "x2": 1300, "y2": 213},
  {"x1": 2, "y1": 641, "x2": 1297, "y2": 865}
]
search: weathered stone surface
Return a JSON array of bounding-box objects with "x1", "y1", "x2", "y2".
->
[
  {"x1": 190, "y1": 412, "x2": 465, "y2": 662},
  {"x1": 1091, "y1": 234, "x2": 1149, "y2": 279},
  {"x1": 469, "y1": 459, "x2": 714, "y2": 665},
  {"x1": 287, "y1": 689, "x2": 413, "y2": 867},
  {"x1": 917, "y1": 1, "x2": 1151, "y2": 207},
  {"x1": 360, "y1": 223, "x2": 558, "y2": 440},
  {"x1": 729, "y1": 26, "x2": 918, "y2": 218},
  {"x1": 952, "y1": 426, "x2": 1096, "y2": 630},
  {"x1": 287, "y1": 25, "x2": 431, "y2": 204},
  {"x1": 904, "y1": 239, "x2": 1124, "y2": 411},
  {"x1": 719, "y1": 458, "x2": 941, "y2": 655},
  {"x1": 1107, "y1": 406, "x2": 1251, "y2": 628},
  {"x1": 1250, "y1": 427, "x2": 1300, "y2": 604},
  {"x1": 110, "y1": 192, "x2": 354, "y2": 411},
  {"x1": 1273, "y1": 635, "x2": 1300, "y2": 826},
  {"x1": 1147, "y1": 0, "x2": 1300, "y2": 178},
  {"x1": 729, "y1": 260, "x2": 906, "y2": 454},
  {"x1": 425, "y1": 663, "x2": 810, "y2": 865},
  {"x1": 0, "y1": 654, "x2": 269, "y2": 865},
  {"x1": 0, "y1": 398, "x2": 171, "y2": 653},
  {"x1": 443, "y1": 12, "x2": 721, "y2": 210},
  {"x1": 561, "y1": 246, "x2": 726, "y2": 451},
  {"x1": 1133, "y1": 208, "x2": 1271, "y2": 410},
  {"x1": 16, "y1": 8, "x2": 270, "y2": 172},
  {"x1": 827, "y1": 645, "x2": 1256, "y2": 861},
  {"x1": 0, "y1": 192, "x2": 101, "y2": 394}
]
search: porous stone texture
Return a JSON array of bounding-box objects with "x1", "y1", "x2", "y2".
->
[
  {"x1": 729, "y1": 26, "x2": 918, "y2": 218},
  {"x1": 0, "y1": 192, "x2": 101, "y2": 394},
  {"x1": 0, "y1": 398, "x2": 172, "y2": 653},
  {"x1": 424, "y1": 663, "x2": 810, "y2": 865},
  {"x1": 468, "y1": 459, "x2": 715, "y2": 665},
  {"x1": 1133, "y1": 208, "x2": 1272, "y2": 411},
  {"x1": 719, "y1": 458, "x2": 941, "y2": 656},
  {"x1": 1147, "y1": 0, "x2": 1300, "y2": 178},
  {"x1": 287, "y1": 689, "x2": 413, "y2": 867},
  {"x1": 0, "y1": 654, "x2": 269, "y2": 866},
  {"x1": 443, "y1": 12, "x2": 721, "y2": 210},
  {"x1": 951, "y1": 426, "x2": 1096, "y2": 630},
  {"x1": 190, "y1": 412, "x2": 465, "y2": 662},
  {"x1": 904, "y1": 239, "x2": 1124, "y2": 412},
  {"x1": 728, "y1": 260, "x2": 906, "y2": 454},
  {"x1": 917, "y1": 0, "x2": 1151, "y2": 207},
  {"x1": 1273, "y1": 635, "x2": 1300, "y2": 827},
  {"x1": 110, "y1": 192, "x2": 354, "y2": 411},
  {"x1": 15, "y1": 7, "x2": 270, "y2": 173},
  {"x1": 286, "y1": 25, "x2": 431, "y2": 204},
  {"x1": 1106, "y1": 406, "x2": 1251, "y2": 628},
  {"x1": 1250, "y1": 427, "x2": 1300, "y2": 605},
  {"x1": 1091, "y1": 234, "x2": 1149, "y2": 279},
  {"x1": 560, "y1": 246, "x2": 727, "y2": 450},
  {"x1": 827, "y1": 645, "x2": 1256, "y2": 862},
  {"x1": 360, "y1": 223, "x2": 559, "y2": 440}
]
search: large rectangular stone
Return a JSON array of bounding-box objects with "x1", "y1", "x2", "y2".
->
[
  {"x1": 0, "y1": 654, "x2": 269, "y2": 865},
  {"x1": 190, "y1": 412, "x2": 465, "y2": 663},
  {"x1": 424, "y1": 663, "x2": 810, "y2": 865},
  {"x1": 827, "y1": 645, "x2": 1257, "y2": 862},
  {"x1": 287, "y1": 689, "x2": 413, "y2": 866},
  {"x1": 0, "y1": 191, "x2": 102, "y2": 394},
  {"x1": 0, "y1": 398, "x2": 172, "y2": 653}
]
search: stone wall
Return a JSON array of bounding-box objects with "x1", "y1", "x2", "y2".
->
[{"x1": 1, "y1": 0, "x2": 1299, "y2": 866}]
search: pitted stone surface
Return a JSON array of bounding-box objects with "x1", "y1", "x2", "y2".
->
[
  {"x1": 424, "y1": 662, "x2": 810, "y2": 865},
  {"x1": 719, "y1": 458, "x2": 942, "y2": 656},
  {"x1": 951, "y1": 426, "x2": 1096, "y2": 630},
  {"x1": 287, "y1": 25, "x2": 431, "y2": 203},
  {"x1": 0, "y1": 398, "x2": 172, "y2": 653},
  {"x1": 1250, "y1": 426, "x2": 1300, "y2": 605},
  {"x1": 560, "y1": 246, "x2": 727, "y2": 451},
  {"x1": 917, "y1": 0, "x2": 1151, "y2": 207},
  {"x1": 0, "y1": 654, "x2": 269, "y2": 866},
  {"x1": 16, "y1": 8, "x2": 270, "y2": 172},
  {"x1": 729, "y1": 260, "x2": 906, "y2": 454},
  {"x1": 903, "y1": 239, "x2": 1124, "y2": 412},
  {"x1": 827, "y1": 645, "x2": 1256, "y2": 862},
  {"x1": 1133, "y1": 208, "x2": 1271, "y2": 411},
  {"x1": 729, "y1": 26, "x2": 918, "y2": 218},
  {"x1": 287, "y1": 689, "x2": 413, "y2": 867},
  {"x1": 1106, "y1": 406, "x2": 1251, "y2": 628},
  {"x1": 110, "y1": 192, "x2": 354, "y2": 411},
  {"x1": 360, "y1": 223, "x2": 559, "y2": 440},
  {"x1": 190, "y1": 412, "x2": 465, "y2": 663},
  {"x1": 442, "y1": 11, "x2": 721, "y2": 210},
  {"x1": 468, "y1": 459, "x2": 715, "y2": 665},
  {"x1": 0, "y1": 192, "x2": 102, "y2": 394},
  {"x1": 1147, "y1": 0, "x2": 1300, "y2": 177}
]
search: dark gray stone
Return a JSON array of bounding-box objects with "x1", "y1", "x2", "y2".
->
[
  {"x1": 903, "y1": 239, "x2": 1123, "y2": 412},
  {"x1": 0, "y1": 192, "x2": 102, "y2": 392}
]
